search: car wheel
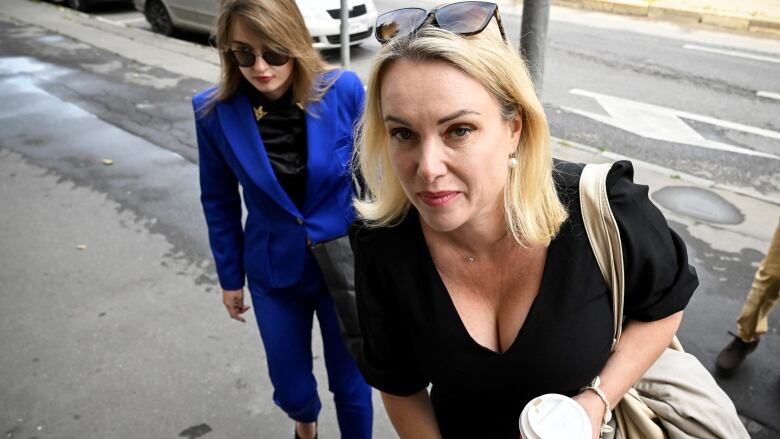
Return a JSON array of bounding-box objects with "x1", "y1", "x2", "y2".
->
[
  {"x1": 145, "y1": 0, "x2": 175, "y2": 36},
  {"x1": 67, "y1": 0, "x2": 92, "y2": 12}
]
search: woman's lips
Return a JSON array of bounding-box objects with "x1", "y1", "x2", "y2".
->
[
  {"x1": 419, "y1": 191, "x2": 459, "y2": 207},
  {"x1": 254, "y1": 75, "x2": 274, "y2": 83}
]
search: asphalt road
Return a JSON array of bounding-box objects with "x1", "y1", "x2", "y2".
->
[
  {"x1": 1, "y1": 0, "x2": 779, "y2": 437},
  {"x1": 86, "y1": 0, "x2": 780, "y2": 201}
]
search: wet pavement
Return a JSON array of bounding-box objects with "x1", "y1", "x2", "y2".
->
[{"x1": 653, "y1": 186, "x2": 745, "y2": 225}]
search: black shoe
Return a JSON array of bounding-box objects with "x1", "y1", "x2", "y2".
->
[{"x1": 715, "y1": 335, "x2": 759, "y2": 376}]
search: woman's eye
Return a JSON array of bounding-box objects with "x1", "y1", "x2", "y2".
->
[
  {"x1": 389, "y1": 127, "x2": 415, "y2": 141},
  {"x1": 448, "y1": 125, "x2": 473, "y2": 139}
]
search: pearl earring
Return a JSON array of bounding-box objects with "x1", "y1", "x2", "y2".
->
[{"x1": 508, "y1": 154, "x2": 518, "y2": 169}]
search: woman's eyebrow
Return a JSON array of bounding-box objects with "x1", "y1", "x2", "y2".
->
[
  {"x1": 384, "y1": 115, "x2": 411, "y2": 126},
  {"x1": 384, "y1": 110, "x2": 480, "y2": 126},
  {"x1": 437, "y1": 109, "x2": 480, "y2": 125}
]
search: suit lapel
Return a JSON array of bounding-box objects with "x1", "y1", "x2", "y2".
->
[{"x1": 216, "y1": 93, "x2": 299, "y2": 216}]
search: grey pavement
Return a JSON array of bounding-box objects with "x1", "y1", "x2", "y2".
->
[
  {"x1": 547, "y1": 0, "x2": 780, "y2": 35},
  {"x1": 1, "y1": 0, "x2": 779, "y2": 438},
  {"x1": 0, "y1": 88, "x2": 394, "y2": 438},
  {"x1": 0, "y1": 149, "x2": 272, "y2": 438}
]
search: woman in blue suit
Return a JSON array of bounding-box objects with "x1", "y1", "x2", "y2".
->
[{"x1": 192, "y1": 1, "x2": 372, "y2": 437}]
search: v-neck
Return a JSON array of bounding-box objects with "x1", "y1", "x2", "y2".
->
[{"x1": 413, "y1": 214, "x2": 556, "y2": 356}]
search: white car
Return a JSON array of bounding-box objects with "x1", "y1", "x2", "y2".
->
[
  {"x1": 52, "y1": 0, "x2": 133, "y2": 13},
  {"x1": 134, "y1": 0, "x2": 377, "y2": 49}
]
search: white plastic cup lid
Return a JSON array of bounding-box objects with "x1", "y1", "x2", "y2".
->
[{"x1": 519, "y1": 393, "x2": 591, "y2": 439}]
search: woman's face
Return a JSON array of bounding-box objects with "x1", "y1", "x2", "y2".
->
[
  {"x1": 230, "y1": 17, "x2": 294, "y2": 101},
  {"x1": 380, "y1": 59, "x2": 522, "y2": 233}
]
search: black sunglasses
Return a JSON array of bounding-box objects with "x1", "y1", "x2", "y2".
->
[
  {"x1": 375, "y1": 1, "x2": 507, "y2": 45},
  {"x1": 226, "y1": 48, "x2": 290, "y2": 67}
]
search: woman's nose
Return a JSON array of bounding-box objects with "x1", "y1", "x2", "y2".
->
[
  {"x1": 252, "y1": 54, "x2": 269, "y2": 71},
  {"x1": 417, "y1": 138, "x2": 447, "y2": 183}
]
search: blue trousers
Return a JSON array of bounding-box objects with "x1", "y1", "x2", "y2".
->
[{"x1": 248, "y1": 253, "x2": 372, "y2": 438}]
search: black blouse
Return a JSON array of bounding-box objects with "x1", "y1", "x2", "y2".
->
[
  {"x1": 348, "y1": 161, "x2": 698, "y2": 439},
  {"x1": 246, "y1": 83, "x2": 308, "y2": 210}
]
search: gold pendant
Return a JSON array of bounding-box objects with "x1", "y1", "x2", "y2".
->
[{"x1": 253, "y1": 105, "x2": 267, "y2": 121}]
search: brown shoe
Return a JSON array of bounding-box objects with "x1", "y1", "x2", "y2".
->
[{"x1": 715, "y1": 335, "x2": 759, "y2": 376}]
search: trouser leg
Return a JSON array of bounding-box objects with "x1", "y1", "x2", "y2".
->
[
  {"x1": 249, "y1": 283, "x2": 320, "y2": 422},
  {"x1": 314, "y1": 279, "x2": 373, "y2": 438},
  {"x1": 737, "y1": 221, "x2": 780, "y2": 342}
]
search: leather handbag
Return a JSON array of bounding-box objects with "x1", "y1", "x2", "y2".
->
[
  {"x1": 310, "y1": 161, "x2": 366, "y2": 358},
  {"x1": 579, "y1": 163, "x2": 749, "y2": 439},
  {"x1": 311, "y1": 236, "x2": 362, "y2": 357}
]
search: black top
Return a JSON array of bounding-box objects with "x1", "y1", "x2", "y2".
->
[
  {"x1": 246, "y1": 82, "x2": 308, "y2": 210},
  {"x1": 348, "y1": 161, "x2": 698, "y2": 439}
]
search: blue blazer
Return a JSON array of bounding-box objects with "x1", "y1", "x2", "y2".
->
[{"x1": 193, "y1": 70, "x2": 365, "y2": 292}]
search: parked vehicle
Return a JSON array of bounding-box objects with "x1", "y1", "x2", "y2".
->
[
  {"x1": 133, "y1": 0, "x2": 377, "y2": 49},
  {"x1": 53, "y1": 0, "x2": 133, "y2": 13}
]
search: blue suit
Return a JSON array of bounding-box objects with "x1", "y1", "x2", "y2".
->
[{"x1": 194, "y1": 70, "x2": 372, "y2": 437}]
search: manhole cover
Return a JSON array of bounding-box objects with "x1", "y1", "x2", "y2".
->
[{"x1": 652, "y1": 186, "x2": 743, "y2": 225}]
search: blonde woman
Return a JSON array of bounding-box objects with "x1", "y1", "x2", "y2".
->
[
  {"x1": 193, "y1": 1, "x2": 372, "y2": 437},
  {"x1": 350, "y1": 2, "x2": 697, "y2": 438}
]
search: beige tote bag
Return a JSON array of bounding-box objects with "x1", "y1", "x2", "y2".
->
[{"x1": 579, "y1": 163, "x2": 749, "y2": 439}]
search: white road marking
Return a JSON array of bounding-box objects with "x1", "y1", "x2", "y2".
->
[
  {"x1": 683, "y1": 44, "x2": 780, "y2": 64},
  {"x1": 115, "y1": 17, "x2": 147, "y2": 25},
  {"x1": 757, "y1": 91, "x2": 780, "y2": 101},
  {"x1": 95, "y1": 16, "x2": 123, "y2": 26},
  {"x1": 565, "y1": 89, "x2": 780, "y2": 160}
]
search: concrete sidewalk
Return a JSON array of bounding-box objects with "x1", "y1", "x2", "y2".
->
[
  {"x1": 415, "y1": 0, "x2": 780, "y2": 34},
  {"x1": 546, "y1": 0, "x2": 780, "y2": 35}
]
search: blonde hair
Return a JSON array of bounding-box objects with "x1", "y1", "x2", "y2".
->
[
  {"x1": 354, "y1": 24, "x2": 568, "y2": 246},
  {"x1": 200, "y1": 0, "x2": 335, "y2": 114}
]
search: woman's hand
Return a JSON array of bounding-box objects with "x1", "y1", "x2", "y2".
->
[
  {"x1": 573, "y1": 390, "x2": 605, "y2": 439},
  {"x1": 223, "y1": 288, "x2": 251, "y2": 322},
  {"x1": 572, "y1": 312, "x2": 684, "y2": 439}
]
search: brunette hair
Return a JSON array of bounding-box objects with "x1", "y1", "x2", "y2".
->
[{"x1": 200, "y1": 0, "x2": 336, "y2": 114}]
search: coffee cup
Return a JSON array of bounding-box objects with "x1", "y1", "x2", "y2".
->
[{"x1": 519, "y1": 393, "x2": 591, "y2": 439}]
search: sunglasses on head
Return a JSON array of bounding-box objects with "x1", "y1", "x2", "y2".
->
[
  {"x1": 375, "y1": 1, "x2": 507, "y2": 45},
  {"x1": 226, "y1": 48, "x2": 290, "y2": 67}
]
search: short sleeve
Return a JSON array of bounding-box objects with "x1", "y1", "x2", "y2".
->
[
  {"x1": 606, "y1": 161, "x2": 699, "y2": 321},
  {"x1": 349, "y1": 224, "x2": 430, "y2": 396}
]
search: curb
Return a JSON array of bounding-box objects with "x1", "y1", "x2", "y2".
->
[
  {"x1": 0, "y1": 1, "x2": 220, "y2": 83},
  {"x1": 751, "y1": 17, "x2": 780, "y2": 33},
  {"x1": 552, "y1": 0, "x2": 780, "y2": 36},
  {"x1": 581, "y1": 0, "x2": 647, "y2": 16}
]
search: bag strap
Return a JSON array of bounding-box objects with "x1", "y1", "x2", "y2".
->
[{"x1": 579, "y1": 163, "x2": 624, "y2": 351}]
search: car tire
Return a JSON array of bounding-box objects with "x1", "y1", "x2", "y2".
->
[
  {"x1": 67, "y1": 0, "x2": 92, "y2": 12},
  {"x1": 145, "y1": 0, "x2": 175, "y2": 36}
]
